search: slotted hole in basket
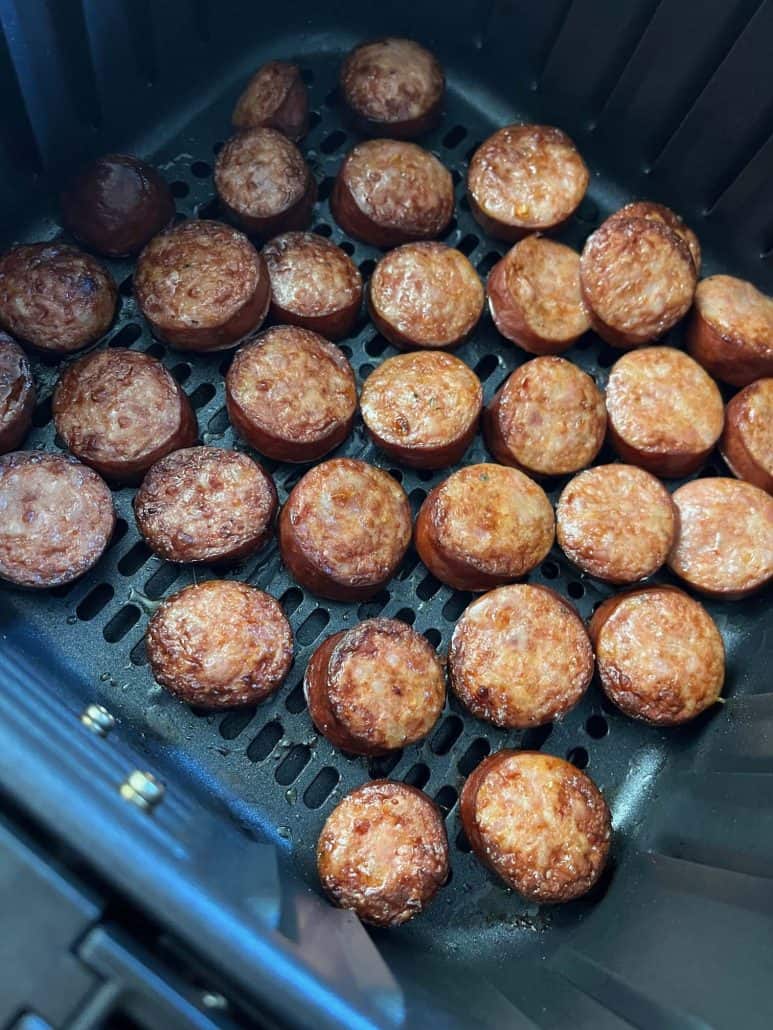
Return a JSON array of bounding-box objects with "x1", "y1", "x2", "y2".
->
[
  {"x1": 465, "y1": 140, "x2": 482, "y2": 162},
  {"x1": 408, "y1": 487, "x2": 427, "y2": 513},
  {"x1": 434, "y1": 785, "x2": 458, "y2": 818},
  {"x1": 118, "y1": 541, "x2": 152, "y2": 576},
  {"x1": 567, "y1": 746, "x2": 590, "y2": 769},
  {"x1": 456, "y1": 828, "x2": 471, "y2": 853},
  {"x1": 359, "y1": 362, "x2": 374, "y2": 379},
  {"x1": 130, "y1": 637, "x2": 148, "y2": 666},
  {"x1": 320, "y1": 130, "x2": 347, "y2": 154},
  {"x1": 586, "y1": 714, "x2": 609, "y2": 739},
  {"x1": 103, "y1": 604, "x2": 141, "y2": 643},
  {"x1": 396, "y1": 551, "x2": 419, "y2": 581},
  {"x1": 207, "y1": 407, "x2": 229, "y2": 435},
  {"x1": 297, "y1": 608, "x2": 330, "y2": 646},
  {"x1": 285, "y1": 683, "x2": 306, "y2": 714},
  {"x1": 474, "y1": 353, "x2": 499, "y2": 381},
  {"x1": 458, "y1": 233, "x2": 479, "y2": 256},
  {"x1": 458, "y1": 737, "x2": 490, "y2": 775},
  {"x1": 109, "y1": 323, "x2": 142, "y2": 348},
  {"x1": 541, "y1": 561, "x2": 559, "y2": 580},
  {"x1": 120, "y1": 274, "x2": 133, "y2": 297},
  {"x1": 308, "y1": 110, "x2": 321, "y2": 130},
  {"x1": 423, "y1": 628, "x2": 442, "y2": 648},
  {"x1": 197, "y1": 197, "x2": 219, "y2": 220},
  {"x1": 303, "y1": 767, "x2": 339, "y2": 809},
  {"x1": 106, "y1": 518, "x2": 129, "y2": 551},
  {"x1": 521, "y1": 723, "x2": 553, "y2": 750},
  {"x1": 188, "y1": 382, "x2": 216, "y2": 409},
  {"x1": 393, "y1": 607, "x2": 416, "y2": 626},
  {"x1": 247, "y1": 721, "x2": 283, "y2": 762},
  {"x1": 568, "y1": 581, "x2": 585, "y2": 599},
  {"x1": 191, "y1": 160, "x2": 211, "y2": 178},
  {"x1": 417, "y1": 573, "x2": 441, "y2": 601},
  {"x1": 313, "y1": 222, "x2": 332, "y2": 237},
  {"x1": 340, "y1": 240, "x2": 355, "y2": 256},
  {"x1": 170, "y1": 180, "x2": 189, "y2": 198},
  {"x1": 275, "y1": 744, "x2": 311, "y2": 785},
  {"x1": 368, "y1": 751, "x2": 402, "y2": 778},
  {"x1": 220, "y1": 710, "x2": 254, "y2": 740},
  {"x1": 170, "y1": 362, "x2": 191, "y2": 384},
  {"x1": 431, "y1": 716, "x2": 464, "y2": 756},
  {"x1": 280, "y1": 587, "x2": 303, "y2": 617},
  {"x1": 77, "y1": 584, "x2": 114, "y2": 621},
  {"x1": 365, "y1": 334, "x2": 389, "y2": 357},
  {"x1": 318, "y1": 176, "x2": 335, "y2": 201},
  {"x1": 145, "y1": 342, "x2": 164, "y2": 358},
  {"x1": 359, "y1": 258, "x2": 376, "y2": 278},
  {"x1": 442, "y1": 592, "x2": 472, "y2": 622},
  {"x1": 357, "y1": 591, "x2": 389, "y2": 620},
  {"x1": 477, "y1": 251, "x2": 501, "y2": 276},
  {"x1": 32, "y1": 395, "x2": 52, "y2": 427},
  {"x1": 144, "y1": 563, "x2": 180, "y2": 600},
  {"x1": 404, "y1": 763, "x2": 430, "y2": 789},
  {"x1": 443, "y1": 124, "x2": 468, "y2": 149}
]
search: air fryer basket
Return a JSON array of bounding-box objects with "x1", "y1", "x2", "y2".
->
[{"x1": 0, "y1": 2, "x2": 772, "y2": 1028}]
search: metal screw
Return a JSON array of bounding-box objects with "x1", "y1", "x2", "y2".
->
[
  {"x1": 81, "y1": 704, "x2": 116, "y2": 737},
  {"x1": 119, "y1": 770, "x2": 165, "y2": 812}
]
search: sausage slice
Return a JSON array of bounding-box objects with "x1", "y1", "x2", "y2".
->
[
  {"x1": 262, "y1": 232, "x2": 362, "y2": 340},
  {"x1": 589, "y1": 586, "x2": 724, "y2": 725},
  {"x1": 134, "y1": 220, "x2": 270, "y2": 351},
  {"x1": 667, "y1": 477, "x2": 773, "y2": 599},
  {"x1": 460, "y1": 751, "x2": 611, "y2": 903},
  {"x1": 607, "y1": 201, "x2": 701, "y2": 273},
  {"x1": 317, "y1": 780, "x2": 449, "y2": 926},
  {"x1": 331, "y1": 140, "x2": 454, "y2": 248},
  {"x1": 279, "y1": 458, "x2": 411, "y2": 600},
  {"x1": 232, "y1": 61, "x2": 309, "y2": 141},
  {"x1": 304, "y1": 618, "x2": 445, "y2": 754},
  {"x1": 605, "y1": 346, "x2": 724, "y2": 477},
  {"x1": 147, "y1": 580, "x2": 293, "y2": 708},
  {"x1": 53, "y1": 349, "x2": 197, "y2": 483},
  {"x1": 556, "y1": 464, "x2": 677, "y2": 584},
  {"x1": 134, "y1": 446, "x2": 277, "y2": 564},
  {"x1": 720, "y1": 378, "x2": 773, "y2": 493},
  {"x1": 415, "y1": 463, "x2": 555, "y2": 591},
  {"x1": 484, "y1": 356, "x2": 605, "y2": 476},
  {"x1": 449, "y1": 585, "x2": 593, "y2": 729},
  {"x1": 0, "y1": 451, "x2": 114, "y2": 588},
  {"x1": 368, "y1": 242, "x2": 483, "y2": 349},
  {"x1": 0, "y1": 334, "x2": 35, "y2": 453},
  {"x1": 580, "y1": 217, "x2": 697, "y2": 349},
  {"x1": 467, "y1": 125, "x2": 589, "y2": 241},
  {"x1": 687, "y1": 275, "x2": 773, "y2": 387},
  {"x1": 339, "y1": 37, "x2": 444, "y2": 139},
  {"x1": 360, "y1": 351, "x2": 482, "y2": 469},
  {"x1": 0, "y1": 243, "x2": 117, "y2": 355}
]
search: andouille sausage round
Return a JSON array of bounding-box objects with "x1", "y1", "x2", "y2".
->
[
  {"x1": 460, "y1": 750, "x2": 611, "y2": 903},
  {"x1": 304, "y1": 618, "x2": 445, "y2": 754},
  {"x1": 0, "y1": 243, "x2": 117, "y2": 355},
  {"x1": 589, "y1": 586, "x2": 724, "y2": 725},
  {"x1": 0, "y1": 451, "x2": 115, "y2": 588},
  {"x1": 607, "y1": 201, "x2": 701, "y2": 273},
  {"x1": 720, "y1": 378, "x2": 773, "y2": 493},
  {"x1": 484, "y1": 356, "x2": 606, "y2": 476},
  {"x1": 317, "y1": 780, "x2": 449, "y2": 927},
  {"x1": 134, "y1": 446, "x2": 277, "y2": 564},
  {"x1": 279, "y1": 458, "x2": 412, "y2": 600},
  {"x1": 134, "y1": 220, "x2": 270, "y2": 351},
  {"x1": 53, "y1": 349, "x2": 197, "y2": 483},
  {"x1": 147, "y1": 580, "x2": 293, "y2": 709},
  {"x1": 605, "y1": 346, "x2": 724, "y2": 477},
  {"x1": 415, "y1": 463, "x2": 555, "y2": 591},
  {"x1": 449, "y1": 585, "x2": 593, "y2": 729},
  {"x1": 0, "y1": 334, "x2": 35, "y2": 453},
  {"x1": 687, "y1": 275, "x2": 773, "y2": 387},
  {"x1": 232, "y1": 61, "x2": 309, "y2": 141},
  {"x1": 226, "y1": 325, "x2": 357, "y2": 462},
  {"x1": 360, "y1": 350, "x2": 482, "y2": 469}
]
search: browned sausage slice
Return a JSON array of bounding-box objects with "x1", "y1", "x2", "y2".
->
[
  {"x1": 556, "y1": 464, "x2": 677, "y2": 584},
  {"x1": 460, "y1": 750, "x2": 611, "y2": 903},
  {"x1": 687, "y1": 275, "x2": 773, "y2": 387},
  {"x1": 146, "y1": 580, "x2": 293, "y2": 708},
  {"x1": 467, "y1": 125, "x2": 589, "y2": 242},
  {"x1": 232, "y1": 61, "x2": 309, "y2": 141},
  {"x1": 0, "y1": 451, "x2": 115, "y2": 588},
  {"x1": 449, "y1": 585, "x2": 593, "y2": 728},
  {"x1": 368, "y1": 242, "x2": 483, "y2": 349},
  {"x1": 134, "y1": 220, "x2": 270, "y2": 351},
  {"x1": 331, "y1": 140, "x2": 454, "y2": 248},
  {"x1": 580, "y1": 217, "x2": 696, "y2": 349},
  {"x1": 360, "y1": 351, "x2": 482, "y2": 469},
  {"x1": 589, "y1": 586, "x2": 724, "y2": 725},
  {"x1": 484, "y1": 356, "x2": 605, "y2": 476},
  {"x1": 53, "y1": 349, "x2": 197, "y2": 483},
  {"x1": 0, "y1": 333, "x2": 35, "y2": 453},
  {"x1": 415, "y1": 463, "x2": 555, "y2": 591},
  {"x1": 607, "y1": 201, "x2": 701, "y2": 273},
  {"x1": 0, "y1": 243, "x2": 117, "y2": 355},
  {"x1": 226, "y1": 325, "x2": 357, "y2": 462},
  {"x1": 317, "y1": 780, "x2": 449, "y2": 926},
  {"x1": 339, "y1": 37, "x2": 444, "y2": 139},
  {"x1": 134, "y1": 446, "x2": 277, "y2": 564},
  {"x1": 605, "y1": 346, "x2": 724, "y2": 477},
  {"x1": 667, "y1": 477, "x2": 773, "y2": 598},
  {"x1": 304, "y1": 618, "x2": 445, "y2": 754},
  {"x1": 279, "y1": 458, "x2": 411, "y2": 601},
  {"x1": 720, "y1": 378, "x2": 773, "y2": 493},
  {"x1": 215, "y1": 128, "x2": 317, "y2": 239},
  {"x1": 487, "y1": 236, "x2": 590, "y2": 354}
]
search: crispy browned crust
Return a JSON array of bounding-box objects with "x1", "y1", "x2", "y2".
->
[
  {"x1": 686, "y1": 276, "x2": 773, "y2": 387},
  {"x1": 232, "y1": 61, "x2": 309, "y2": 141},
  {"x1": 720, "y1": 379, "x2": 773, "y2": 493},
  {"x1": 607, "y1": 201, "x2": 701, "y2": 273},
  {"x1": 0, "y1": 334, "x2": 35, "y2": 453}
]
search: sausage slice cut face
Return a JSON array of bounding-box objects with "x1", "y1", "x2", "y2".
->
[
  {"x1": 607, "y1": 201, "x2": 701, "y2": 273},
  {"x1": 317, "y1": 780, "x2": 450, "y2": 926},
  {"x1": 687, "y1": 275, "x2": 773, "y2": 387},
  {"x1": 232, "y1": 61, "x2": 309, "y2": 141},
  {"x1": 460, "y1": 751, "x2": 611, "y2": 903},
  {"x1": 720, "y1": 378, "x2": 773, "y2": 493},
  {"x1": 0, "y1": 334, "x2": 35, "y2": 453}
]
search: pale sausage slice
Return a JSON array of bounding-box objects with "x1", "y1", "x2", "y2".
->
[
  {"x1": 687, "y1": 275, "x2": 773, "y2": 387},
  {"x1": 232, "y1": 61, "x2": 309, "y2": 141},
  {"x1": 0, "y1": 334, "x2": 35, "y2": 453},
  {"x1": 608, "y1": 201, "x2": 701, "y2": 273},
  {"x1": 720, "y1": 378, "x2": 773, "y2": 493}
]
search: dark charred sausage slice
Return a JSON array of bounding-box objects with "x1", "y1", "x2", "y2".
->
[
  {"x1": 467, "y1": 125, "x2": 589, "y2": 241},
  {"x1": 720, "y1": 378, "x2": 773, "y2": 493},
  {"x1": 368, "y1": 242, "x2": 483, "y2": 349},
  {"x1": 556, "y1": 464, "x2": 677, "y2": 584},
  {"x1": 589, "y1": 586, "x2": 724, "y2": 725},
  {"x1": 279, "y1": 458, "x2": 411, "y2": 601},
  {"x1": 226, "y1": 325, "x2": 356, "y2": 462},
  {"x1": 605, "y1": 346, "x2": 724, "y2": 477},
  {"x1": 61, "y1": 153, "x2": 174, "y2": 258},
  {"x1": 415, "y1": 463, "x2": 555, "y2": 591},
  {"x1": 262, "y1": 232, "x2": 362, "y2": 340},
  {"x1": 449, "y1": 585, "x2": 593, "y2": 729},
  {"x1": 331, "y1": 140, "x2": 454, "y2": 248},
  {"x1": 607, "y1": 201, "x2": 701, "y2": 273},
  {"x1": 0, "y1": 243, "x2": 117, "y2": 355},
  {"x1": 484, "y1": 356, "x2": 605, "y2": 476},
  {"x1": 687, "y1": 275, "x2": 773, "y2": 387},
  {"x1": 147, "y1": 580, "x2": 293, "y2": 709},
  {"x1": 667, "y1": 477, "x2": 773, "y2": 599},
  {"x1": 339, "y1": 37, "x2": 444, "y2": 139},
  {"x1": 53, "y1": 349, "x2": 197, "y2": 483},
  {"x1": 134, "y1": 220, "x2": 270, "y2": 352},
  {"x1": 0, "y1": 451, "x2": 114, "y2": 588},
  {"x1": 134, "y1": 446, "x2": 277, "y2": 564},
  {"x1": 360, "y1": 351, "x2": 482, "y2": 469},
  {"x1": 460, "y1": 750, "x2": 611, "y2": 903},
  {"x1": 232, "y1": 61, "x2": 309, "y2": 141},
  {"x1": 317, "y1": 780, "x2": 449, "y2": 926},
  {"x1": 0, "y1": 333, "x2": 35, "y2": 453}
]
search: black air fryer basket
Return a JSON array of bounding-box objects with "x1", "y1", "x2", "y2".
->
[{"x1": 0, "y1": 1, "x2": 772, "y2": 1027}]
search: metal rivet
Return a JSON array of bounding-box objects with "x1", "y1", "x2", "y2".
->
[
  {"x1": 201, "y1": 992, "x2": 228, "y2": 1010},
  {"x1": 81, "y1": 704, "x2": 116, "y2": 737},
  {"x1": 119, "y1": 770, "x2": 165, "y2": 812}
]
